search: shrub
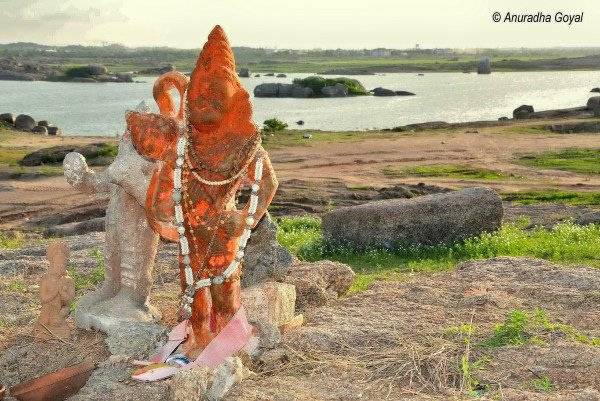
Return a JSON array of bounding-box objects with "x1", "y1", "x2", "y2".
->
[
  {"x1": 293, "y1": 76, "x2": 368, "y2": 96},
  {"x1": 64, "y1": 66, "x2": 93, "y2": 78},
  {"x1": 263, "y1": 118, "x2": 288, "y2": 132}
]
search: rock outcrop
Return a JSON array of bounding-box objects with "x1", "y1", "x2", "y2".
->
[
  {"x1": 238, "y1": 68, "x2": 250, "y2": 78},
  {"x1": 586, "y1": 96, "x2": 600, "y2": 110},
  {"x1": 372, "y1": 87, "x2": 416, "y2": 96},
  {"x1": 321, "y1": 83, "x2": 348, "y2": 97},
  {"x1": 322, "y1": 187, "x2": 503, "y2": 249},
  {"x1": 285, "y1": 260, "x2": 355, "y2": 311},
  {"x1": 14, "y1": 114, "x2": 36, "y2": 130},
  {"x1": 513, "y1": 105, "x2": 534, "y2": 119},
  {"x1": 20, "y1": 143, "x2": 115, "y2": 166},
  {"x1": 254, "y1": 83, "x2": 314, "y2": 98}
]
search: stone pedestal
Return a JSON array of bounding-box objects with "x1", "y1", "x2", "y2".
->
[{"x1": 241, "y1": 282, "x2": 296, "y2": 327}]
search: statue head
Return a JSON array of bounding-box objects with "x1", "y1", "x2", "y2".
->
[
  {"x1": 47, "y1": 241, "x2": 69, "y2": 274},
  {"x1": 187, "y1": 25, "x2": 254, "y2": 135}
]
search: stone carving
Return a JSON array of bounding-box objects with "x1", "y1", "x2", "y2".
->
[
  {"x1": 128, "y1": 25, "x2": 278, "y2": 357},
  {"x1": 33, "y1": 241, "x2": 75, "y2": 341},
  {"x1": 63, "y1": 126, "x2": 161, "y2": 343}
]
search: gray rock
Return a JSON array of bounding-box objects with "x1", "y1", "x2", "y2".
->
[
  {"x1": 395, "y1": 90, "x2": 415, "y2": 96},
  {"x1": 277, "y1": 83, "x2": 294, "y2": 97},
  {"x1": 576, "y1": 211, "x2": 600, "y2": 226},
  {"x1": 276, "y1": 73, "x2": 287, "y2": 78},
  {"x1": 322, "y1": 187, "x2": 503, "y2": 249},
  {"x1": 372, "y1": 87, "x2": 396, "y2": 96},
  {"x1": 241, "y1": 213, "x2": 293, "y2": 287},
  {"x1": 238, "y1": 67, "x2": 250, "y2": 77},
  {"x1": 513, "y1": 104, "x2": 534, "y2": 119},
  {"x1": 37, "y1": 120, "x2": 49, "y2": 127},
  {"x1": 14, "y1": 114, "x2": 36, "y2": 130},
  {"x1": 477, "y1": 57, "x2": 492, "y2": 74},
  {"x1": 265, "y1": 72, "x2": 275, "y2": 76},
  {"x1": 498, "y1": 116, "x2": 509, "y2": 121},
  {"x1": 321, "y1": 83, "x2": 348, "y2": 97},
  {"x1": 47, "y1": 126, "x2": 61, "y2": 136},
  {"x1": 303, "y1": 133, "x2": 312, "y2": 139},
  {"x1": 115, "y1": 72, "x2": 133, "y2": 83},
  {"x1": 46, "y1": 217, "x2": 105, "y2": 237},
  {"x1": 254, "y1": 83, "x2": 280, "y2": 97},
  {"x1": 591, "y1": 87, "x2": 600, "y2": 93},
  {"x1": 0, "y1": 112, "x2": 14, "y2": 125},
  {"x1": 20, "y1": 142, "x2": 115, "y2": 166},
  {"x1": 285, "y1": 260, "x2": 355, "y2": 311},
  {"x1": 587, "y1": 96, "x2": 600, "y2": 110},
  {"x1": 69, "y1": 360, "x2": 169, "y2": 401},
  {"x1": 290, "y1": 84, "x2": 313, "y2": 98},
  {"x1": 31, "y1": 125, "x2": 48, "y2": 135},
  {"x1": 169, "y1": 357, "x2": 250, "y2": 401}
]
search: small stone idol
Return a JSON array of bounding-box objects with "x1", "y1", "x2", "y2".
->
[{"x1": 34, "y1": 241, "x2": 76, "y2": 341}]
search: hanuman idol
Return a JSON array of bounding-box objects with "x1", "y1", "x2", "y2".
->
[{"x1": 129, "y1": 25, "x2": 277, "y2": 376}]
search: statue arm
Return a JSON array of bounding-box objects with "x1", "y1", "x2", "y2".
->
[{"x1": 63, "y1": 152, "x2": 112, "y2": 194}]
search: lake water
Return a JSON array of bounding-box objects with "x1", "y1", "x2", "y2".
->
[{"x1": 1, "y1": 71, "x2": 599, "y2": 136}]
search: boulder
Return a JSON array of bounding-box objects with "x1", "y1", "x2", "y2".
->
[
  {"x1": 241, "y1": 213, "x2": 293, "y2": 287},
  {"x1": 322, "y1": 187, "x2": 503, "y2": 249},
  {"x1": 296, "y1": 120, "x2": 304, "y2": 125},
  {"x1": 0, "y1": 113, "x2": 14, "y2": 125},
  {"x1": 115, "y1": 72, "x2": 133, "y2": 83},
  {"x1": 498, "y1": 116, "x2": 509, "y2": 121},
  {"x1": 372, "y1": 87, "x2": 396, "y2": 96},
  {"x1": 169, "y1": 357, "x2": 250, "y2": 401},
  {"x1": 395, "y1": 90, "x2": 415, "y2": 96},
  {"x1": 47, "y1": 126, "x2": 61, "y2": 136},
  {"x1": 254, "y1": 83, "x2": 280, "y2": 97},
  {"x1": 321, "y1": 83, "x2": 348, "y2": 97},
  {"x1": 591, "y1": 87, "x2": 600, "y2": 93},
  {"x1": 276, "y1": 73, "x2": 287, "y2": 78},
  {"x1": 19, "y1": 142, "x2": 115, "y2": 166},
  {"x1": 513, "y1": 105, "x2": 534, "y2": 119},
  {"x1": 14, "y1": 114, "x2": 36, "y2": 131},
  {"x1": 88, "y1": 64, "x2": 108, "y2": 76},
  {"x1": 586, "y1": 96, "x2": 600, "y2": 110},
  {"x1": 254, "y1": 74, "x2": 261, "y2": 77},
  {"x1": 285, "y1": 260, "x2": 355, "y2": 311},
  {"x1": 31, "y1": 125, "x2": 48, "y2": 135},
  {"x1": 95, "y1": 75, "x2": 119, "y2": 83},
  {"x1": 238, "y1": 68, "x2": 250, "y2": 77},
  {"x1": 290, "y1": 84, "x2": 313, "y2": 98},
  {"x1": 241, "y1": 282, "x2": 296, "y2": 327},
  {"x1": 37, "y1": 120, "x2": 49, "y2": 127},
  {"x1": 265, "y1": 72, "x2": 275, "y2": 76},
  {"x1": 277, "y1": 83, "x2": 294, "y2": 97}
]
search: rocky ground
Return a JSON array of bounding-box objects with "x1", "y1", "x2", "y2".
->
[{"x1": 1, "y1": 115, "x2": 599, "y2": 399}]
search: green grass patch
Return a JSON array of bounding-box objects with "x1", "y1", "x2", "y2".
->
[
  {"x1": 518, "y1": 148, "x2": 600, "y2": 175},
  {"x1": 382, "y1": 164, "x2": 514, "y2": 180},
  {"x1": 531, "y1": 376, "x2": 554, "y2": 392},
  {"x1": 276, "y1": 216, "x2": 600, "y2": 292},
  {"x1": 0, "y1": 232, "x2": 24, "y2": 249},
  {"x1": 292, "y1": 75, "x2": 368, "y2": 96},
  {"x1": 503, "y1": 190, "x2": 600, "y2": 206},
  {"x1": 483, "y1": 308, "x2": 600, "y2": 348},
  {"x1": 68, "y1": 248, "x2": 105, "y2": 294}
]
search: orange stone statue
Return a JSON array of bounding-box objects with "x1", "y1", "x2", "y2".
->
[
  {"x1": 34, "y1": 241, "x2": 76, "y2": 341},
  {"x1": 128, "y1": 25, "x2": 278, "y2": 358}
]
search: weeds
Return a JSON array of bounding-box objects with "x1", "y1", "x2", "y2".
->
[
  {"x1": 68, "y1": 248, "x2": 105, "y2": 294},
  {"x1": 518, "y1": 148, "x2": 600, "y2": 175},
  {"x1": 502, "y1": 190, "x2": 600, "y2": 206},
  {"x1": 382, "y1": 164, "x2": 513, "y2": 180},
  {"x1": 276, "y1": 216, "x2": 600, "y2": 293},
  {"x1": 531, "y1": 376, "x2": 554, "y2": 392}
]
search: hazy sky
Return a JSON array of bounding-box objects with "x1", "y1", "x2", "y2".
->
[{"x1": 0, "y1": 0, "x2": 599, "y2": 49}]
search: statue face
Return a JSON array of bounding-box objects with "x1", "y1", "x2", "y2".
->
[
  {"x1": 47, "y1": 245, "x2": 68, "y2": 272},
  {"x1": 190, "y1": 76, "x2": 235, "y2": 129}
]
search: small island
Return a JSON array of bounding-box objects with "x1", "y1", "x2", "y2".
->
[
  {"x1": 0, "y1": 59, "x2": 135, "y2": 83},
  {"x1": 254, "y1": 75, "x2": 415, "y2": 98}
]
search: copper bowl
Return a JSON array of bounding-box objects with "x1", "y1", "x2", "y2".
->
[{"x1": 9, "y1": 361, "x2": 95, "y2": 401}]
